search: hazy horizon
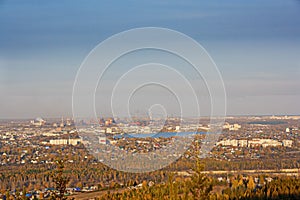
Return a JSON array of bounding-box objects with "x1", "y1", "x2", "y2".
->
[{"x1": 1, "y1": 0, "x2": 300, "y2": 119}]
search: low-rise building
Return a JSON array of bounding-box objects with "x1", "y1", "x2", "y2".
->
[
  {"x1": 282, "y1": 140, "x2": 293, "y2": 147},
  {"x1": 223, "y1": 123, "x2": 241, "y2": 131},
  {"x1": 49, "y1": 138, "x2": 81, "y2": 145}
]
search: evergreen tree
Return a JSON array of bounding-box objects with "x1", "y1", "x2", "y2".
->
[{"x1": 50, "y1": 160, "x2": 71, "y2": 200}]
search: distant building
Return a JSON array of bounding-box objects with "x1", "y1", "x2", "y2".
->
[
  {"x1": 248, "y1": 139, "x2": 282, "y2": 148},
  {"x1": 217, "y1": 138, "x2": 285, "y2": 148},
  {"x1": 216, "y1": 139, "x2": 238, "y2": 147},
  {"x1": 105, "y1": 118, "x2": 115, "y2": 126},
  {"x1": 49, "y1": 138, "x2": 81, "y2": 146},
  {"x1": 30, "y1": 117, "x2": 46, "y2": 126},
  {"x1": 49, "y1": 139, "x2": 68, "y2": 145},
  {"x1": 282, "y1": 140, "x2": 293, "y2": 147},
  {"x1": 238, "y1": 140, "x2": 248, "y2": 147},
  {"x1": 105, "y1": 127, "x2": 119, "y2": 134},
  {"x1": 68, "y1": 138, "x2": 82, "y2": 145},
  {"x1": 106, "y1": 128, "x2": 112, "y2": 134},
  {"x1": 141, "y1": 126, "x2": 151, "y2": 133},
  {"x1": 98, "y1": 136, "x2": 107, "y2": 145},
  {"x1": 66, "y1": 118, "x2": 72, "y2": 126},
  {"x1": 223, "y1": 123, "x2": 241, "y2": 131}
]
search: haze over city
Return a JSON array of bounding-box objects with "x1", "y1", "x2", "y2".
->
[{"x1": 2, "y1": 1, "x2": 300, "y2": 199}]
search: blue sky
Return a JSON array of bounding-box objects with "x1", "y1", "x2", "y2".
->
[{"x1": 0, "y1": 0, "x2": 300, "y2": 118}]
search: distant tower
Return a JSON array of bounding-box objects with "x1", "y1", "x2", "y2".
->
[
  {"x1": 60, "y1": 116, "x2": 65, "y2": 127},
  {"x1": 65, "y1": 118, "x2": 70, "y2": 126}
]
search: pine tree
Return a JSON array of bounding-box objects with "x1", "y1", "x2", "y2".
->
[
  {"x1": 188, "y1": 161, "x2": 212, "y2": 200},
  {"x1": 188, "y1": 140, "x2": 213, "y2": 200},
  {"x1": 50, "y1": 159, "x2": 72, "y2": 200}
]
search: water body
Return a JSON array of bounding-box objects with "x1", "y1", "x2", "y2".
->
[
  {"x1": 113, "y1": 132, "x2": 206, "y2": 139},
  {"x1": 248, "y1": 121, "x2": 287, "y2": 125}
]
